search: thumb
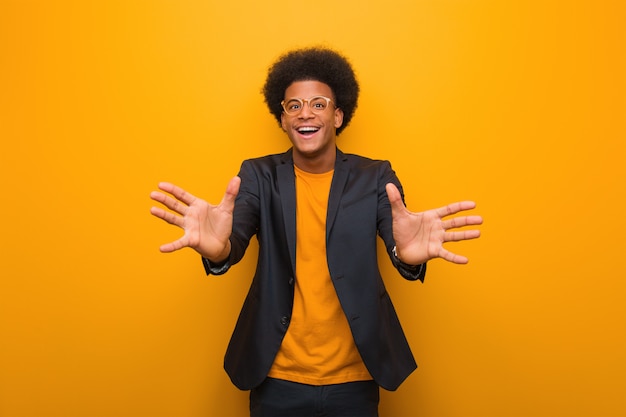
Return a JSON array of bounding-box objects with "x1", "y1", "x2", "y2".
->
[
  {"x1": 220, "y1": 176, "x2": 241, "y2": 210},
  {"x1": 385, "y1": 183, "x2": 406, "y2": 215}
]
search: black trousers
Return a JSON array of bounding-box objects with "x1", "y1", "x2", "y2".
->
[{"x1": 250, "y1": 377, "x2": 380, "y2": 417}]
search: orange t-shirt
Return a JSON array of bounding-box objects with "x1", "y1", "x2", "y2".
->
[{"x1": 268, "y1": 166, "x2": 372, "y2": 385}]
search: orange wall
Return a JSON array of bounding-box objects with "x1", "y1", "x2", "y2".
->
[{"x1": 1, "y1": 1, "x2": 625, "y2": 416}]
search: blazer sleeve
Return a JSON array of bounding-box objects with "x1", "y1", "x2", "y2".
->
[
  {"x1": 202, "y1": 160, "x2": 261, "y2": 275},
  {"x1": 390, "y1": 250, "x2": 426, "y2": 282},
  {"x1": 377, "y1": 160, "x2": 427, "y2": 282}
]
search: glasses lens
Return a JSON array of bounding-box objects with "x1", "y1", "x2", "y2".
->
[
  {"x1": 309, "y1": 97, "x2": 329, "y2": 113},
  {"x1": 284, "y1": 99, "x2": 303, "y2": 114}
]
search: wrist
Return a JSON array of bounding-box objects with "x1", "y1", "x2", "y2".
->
[
  {"x1": 203, "y1": 240, "x2": 231, "y2": 264},
  {"x1": 392, "y1": 245, "x2": 419, "y2": 270}
]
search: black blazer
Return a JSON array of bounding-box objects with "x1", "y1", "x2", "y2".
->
[{"x1": 203, "y1": 148, "x2": 426, "y2": 391}]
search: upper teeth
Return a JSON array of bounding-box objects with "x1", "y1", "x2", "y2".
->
[{"x1": 298, "y1": 127, "x2": 318, "y2": 132}]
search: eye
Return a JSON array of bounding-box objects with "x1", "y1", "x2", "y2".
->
[
  {"x1": 286, "y1": 100, "x2": 301, "y2": 112},
  {"x1": 310, "y1": 97, "x2": 327, "y2": 110}
]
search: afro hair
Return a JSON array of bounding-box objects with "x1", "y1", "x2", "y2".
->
[{"x1": 262, "y1": 47, "x2": 359, "y2": 136}]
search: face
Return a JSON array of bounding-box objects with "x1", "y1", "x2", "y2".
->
[{"x1": 281, "y1": 80, "x2": 344, "y2": 170}]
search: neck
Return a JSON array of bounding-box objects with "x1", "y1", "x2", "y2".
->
[{"x1": 293, "y1": 151, "x2": 336, "y2": 173}]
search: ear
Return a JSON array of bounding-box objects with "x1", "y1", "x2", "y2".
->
[
  {"x1": 280, "y1": 112, "x2": 287, "y2": 131},
  {"x1": 334, "y1": 108, "x2": 344, "y2": 129}
]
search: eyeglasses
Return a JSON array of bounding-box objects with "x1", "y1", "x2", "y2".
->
[{"x1": 281, "y1": 96, "x2": 335, "y2": 116}]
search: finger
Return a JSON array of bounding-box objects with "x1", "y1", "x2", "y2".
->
[
  {"x1": 157, "y1": 182, "x2": 198, "y2": 206},
  {"x1": 150, "y1": 206, "x2": 184, "y2": 228},
  {"x1": 149, "y1": 190, "x2": 169, "y2": 204},
  {"x1": 438, "y1": 247, "x2": 470, "y2": 264},
  {"x1": 150, "y1": 191, "x2": 189, "y2": 216},
  {"x1": 159, "y1": 237, "x2": 188, "y2": 253},
  {"x1": 443, "y1": 229, "x2": 481, "y2": 242},
  {"x1": 436, "y1": 201, "x2": 477, "y2": 218},
  {"x1": 442, "y1": 215, "x2": 483, "y2": 230}
]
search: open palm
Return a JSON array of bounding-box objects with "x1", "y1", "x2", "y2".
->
[
  {"x1": 385, "y1": 183, "x2": 483, "y2": 265},
  {"x1": 150, "y1": 177, "x2": 241, "y2": 261}
]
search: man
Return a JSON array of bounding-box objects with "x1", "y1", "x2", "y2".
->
[{"x1": 150, "y1": 47, "x2": 482, "y2": 417}]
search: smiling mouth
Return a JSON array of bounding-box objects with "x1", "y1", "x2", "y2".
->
[{"x1": 297, "y1": 126, "x2": 320, "y2": 135}]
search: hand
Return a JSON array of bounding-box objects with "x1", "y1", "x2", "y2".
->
[
  {"x1": 150, "y1": 177, "x2": 241, "y2": 261},
  {"x1": 386, "y1": 183, "x2": 483, "y2": 265}
]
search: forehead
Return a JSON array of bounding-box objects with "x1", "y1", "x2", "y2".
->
[{"x1": 284, "y1": 80, "x2": 334, "y2": 99}]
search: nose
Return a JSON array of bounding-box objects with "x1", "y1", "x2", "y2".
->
[{"x1": 298, "y1": 100, "x2": 314, "y2": 118}]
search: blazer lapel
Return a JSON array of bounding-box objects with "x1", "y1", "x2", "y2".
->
[
  {"x1": 277, "y1": 151, "x2": 297, "y2": 275},
  {"x1": 326, "y1": 149, "x2": 349, "y2": 236}
]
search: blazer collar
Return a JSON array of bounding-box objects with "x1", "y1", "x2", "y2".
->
[{"x1": 277, "y1": 147, "x2": 348, "y2": 171}]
